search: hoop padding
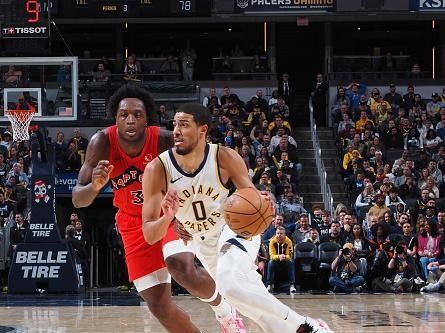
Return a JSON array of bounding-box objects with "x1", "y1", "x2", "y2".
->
[{"x1": 5, "y1": 110, "x2": 35, "y2": 142}]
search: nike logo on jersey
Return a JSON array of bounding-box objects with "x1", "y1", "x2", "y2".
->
[{"x1": 170, "y1": 177, "x2": 183, "y2": 183}]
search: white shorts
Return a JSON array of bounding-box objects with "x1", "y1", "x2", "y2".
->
[
  {"x1": 163, "y1": 224, "x2": 260, "y2": 279},
  {"x1": 133, "y1": 267, "x2": 171, "y2": 292}
]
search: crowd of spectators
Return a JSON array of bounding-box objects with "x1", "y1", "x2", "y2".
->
[{"x1": 319, "y1": 81, "x2": 445, "y2": 293}]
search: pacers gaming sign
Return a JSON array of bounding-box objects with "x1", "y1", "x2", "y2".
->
[{"x1": 235, "y1": 0, "x2": 336, "y2": 12}]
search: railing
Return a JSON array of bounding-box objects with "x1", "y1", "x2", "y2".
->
[{"x1": 309, "y1": 97, "x2": 334, "y2": 217}]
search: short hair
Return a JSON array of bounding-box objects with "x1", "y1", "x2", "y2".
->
[
  {"x1": 107, "y1": 84, "x2": 157, "y2": 125},
  {"x1": 276, "y1": 226, "x2": 285, "y2": 232},
  {"x1": 176, "y1": 103, "x2": 211, "y2": 131}
]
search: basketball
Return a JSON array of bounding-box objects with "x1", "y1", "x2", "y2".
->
[{"x1": 223, "y1": 187, "x2": 274, "y2": 237}]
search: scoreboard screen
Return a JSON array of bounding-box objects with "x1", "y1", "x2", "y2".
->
[
  {"x1": 0, "y1": 0, "x2": 49, "y2": 39},
  {"x1": 56, "y1": 0, "x2": 210, "y2": 18}
]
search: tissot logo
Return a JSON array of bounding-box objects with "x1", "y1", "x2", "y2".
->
[
  {"x1": 419, "y1": 0, "x2": 445, "y2": 8},
  {"x1": 2, "y1": 26, "x2": 48, "y2": 35}
]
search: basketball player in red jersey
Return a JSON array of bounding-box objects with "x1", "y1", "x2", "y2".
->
[{"x1": 72, "y1": 85, "x2": 241, "y2": 333}]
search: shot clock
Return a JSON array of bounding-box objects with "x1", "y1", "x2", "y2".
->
[{"x1": 0, "y1": 0, "x2": 49, "y2": 39}]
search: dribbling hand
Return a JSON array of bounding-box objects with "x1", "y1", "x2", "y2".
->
[
  {"x1": 92, "y1": 160, "x2": 114, "y2": 191},
  {"x1": 161, "y1": 189, "x2": 179, "y2": 221}
]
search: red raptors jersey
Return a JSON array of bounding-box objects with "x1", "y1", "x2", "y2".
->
[{"x1": 107, "y1": 125, "x2": 159, "y2": 216}]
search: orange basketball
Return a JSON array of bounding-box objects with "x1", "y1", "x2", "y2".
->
[{"x1": 224, "y1": 188, "x2": 274, "y2": 237}]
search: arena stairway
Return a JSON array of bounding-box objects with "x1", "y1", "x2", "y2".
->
[{"x1": 294, "y1": 128, "x2": 347, "y2": 211}]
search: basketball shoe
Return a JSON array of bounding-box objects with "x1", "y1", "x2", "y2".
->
[
  {"x1": 296, "y1": 317, "x2": 334, "y2": 333},
  {"x1": 217, "y1": 306, "x2": 247, "y2": 333}
]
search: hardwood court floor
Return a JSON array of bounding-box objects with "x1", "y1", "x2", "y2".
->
[{"x1": 0, "y1": 293, "x2": 444, "y2": 332}]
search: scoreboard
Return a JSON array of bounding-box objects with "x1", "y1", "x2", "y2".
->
[
  {"x1": 0, "y1": 0, "x2": 49, "y2": 39},
  {"x1": 56, "y1": 0, "x2": 211, "y2": 18}
]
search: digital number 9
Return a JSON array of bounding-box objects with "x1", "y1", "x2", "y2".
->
[{"x1": 26, "y1": 0, "x2": 40, "y2": 23}]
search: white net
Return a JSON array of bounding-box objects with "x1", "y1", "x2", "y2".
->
[{"x1": 5, "y1": 110, "x2": 35, "y2": 142}]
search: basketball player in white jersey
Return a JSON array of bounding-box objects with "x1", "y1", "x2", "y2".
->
[{"x1": 142, "y1": 103, "x2": 334, "y2": 333}]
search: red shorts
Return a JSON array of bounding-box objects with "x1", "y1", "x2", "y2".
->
[{"x1": 116, "y1": 211, "x2": 166, "y2": 282}]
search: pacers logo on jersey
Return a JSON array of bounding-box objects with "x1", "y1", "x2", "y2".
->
[
  {"x1": 177, "y1": 185, "x2": 220, "y2": 207},
  {"x1": 177, "y1": 184, "x2": 224, "y2": 233}
]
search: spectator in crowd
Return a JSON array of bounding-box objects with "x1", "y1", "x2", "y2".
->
[
  {"x1": 417, "y1": 220, "x2": 440, "y2": 280},
  {"x1": 9, "y1": 212, "x2": 28, "y2": 260},
  {"x1": 93, "y1": 62, "x2": 111, "y2": 82},
  {"x1": 180, "y1": 46, "x2": 196, "y2": 81},
  {"x1": 345, "y1": 224, "x2": 370, "y2": 277},
  {"x1": 57, "y1": 64, "x2": 72, "y2": 83},
  {"x1": 0, "y1": 153, "x2": 10, "y2": 185},
  {"x1": 68, "y1": 128, "x2": 89, "y2": 153},
  {"x1": 266, "y1": 226, "x2": 297, "y2": 293},
  {"x1": 355, "y1": 182, "x2": 375, "y2": 217},
  {"x1": 310, "y1": 73, "x2": 329, "y2": 126},
  {"x1": 67, "y1": 142, "x2": 82, "y2": 171},
  {"x1": 3, "y1": 65, "x2": 22, "y2": 85},
  {"x1": 202, "y1": 88, "x2": 220, "y2": 107},
  {"x1": 306, "y1": 228, "x2": 320, "y2": 245},
  {"x1": 329, "y1": 243, "x2": 366, "y2": 293},
  {"x1": 383, "y1": 83, "x2": 403, "y2": 110},
  {"x1": 1, "y1": 132, "x2": 13, "y2": 151},
  {"x1": 318, "y1": 210, "x2": 332, "y2": 238},
  {"x1": 368, "y1": 222, "x2": 392, "y2": 279},
  {"x1": 65, "y1": 224, "x2": 89, "y2": 285},
  {"x1": 368, "y1": 193, "x2": 391, "y2": 220},
  {"x1": 158, "y1": 105, "x2": 174, "y2": 130},
  {"x1": 54, "y1": 131, "x2": 68, "y2": 171},
  {"x1": 268, "y1": 90, "x2": 280, "y2": 107},
  {"x1": 292, "y1": 214, "x2": 311, "y2": 245},
  {"x1": 73, "y1": 219, "x2": 90, "y2": 286},
  {"x1": 123, "y1": 54, "x2": 142, "y2": 81},
  {"x1": 371, "y1": 240, "x2": 415, "y2": 293},
  {"x1": 278, "y1": 191, "x2": 306, "y2": 226},
  {"x1": 403, "y1": 85, "x2": 416, "y2": 110},
  {"x1": 320, "y1": 221, "x2": 344, "y2": 245},
  {"x1": 160, "y1": 55, "x2": 180, "y2": 74},
  {"x1": 420, "y1": 242, "x2": 445, "y2": 292},
  {"x1": 278, "y1": 73, "x2": 294, "y2": 108},
  {"x1": 262, "y1": 214, "x2": 284, "y2": 244},
  {"x1": 7, "y1": 162, "x2": 29, "y2": 187},
  {"x1": 220, "y1": 86, "x2": 240, "y2": 106}
]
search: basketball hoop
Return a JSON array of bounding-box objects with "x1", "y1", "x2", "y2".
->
[{"x1": 5, "y1": 109, "x2": 36, "y2": 142}]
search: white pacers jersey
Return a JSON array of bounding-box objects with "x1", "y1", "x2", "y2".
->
[{"x1": 158, "y1": 144, "x2": 230, "y2": 236}]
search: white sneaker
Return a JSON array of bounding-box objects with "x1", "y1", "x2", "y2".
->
[
  {"x1": 266, "y1": 285, "x2": 273, "y2": 293},
  {"x1": 414, "y1": 276, "x2": 425, "y2": 285},
  {"x1": 290, "y1": 284, "x2": 297, "y2": 294},
  {"x1": 420, "y1": 282, "x2": 441, "y2": 293},
  {"x1": 217, "y1": 306, "x2": 247, "y2": 333},
  {"x1": 296, "y1": 317, "x2": 335, "y2": 333}
]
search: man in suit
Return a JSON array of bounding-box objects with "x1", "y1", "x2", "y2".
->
[
  {"x1": 9, "y1": 212, "x2": 28, "y2": 261},
  {"x1": 311, "y1": 73, "x2": 329, "y2": 126},
  {"x1": 278, "y1": 73, "x2": 294, "y2": 108}
]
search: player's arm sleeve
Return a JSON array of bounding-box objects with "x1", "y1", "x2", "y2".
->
[
  {"x1": 142, "y1": 159, "x2": 170, "y2": 245},
  {"x1": 72, "y1": 131, "x2": 108, "y2": 208}
]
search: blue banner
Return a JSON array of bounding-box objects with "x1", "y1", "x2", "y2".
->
[
  {"x1": 235, "y1": 0, "x2": 336, "y2": 12},
  {"x1": 411, "y1": 0, "x2": 445, "y2": 10},
  {"x1": 55, "y1": 172, "x2": 112, "y2": 195}
]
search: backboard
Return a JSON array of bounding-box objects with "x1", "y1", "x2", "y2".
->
[{"x1": 0, "y1": 57, "x2": 79, "y2": 122}]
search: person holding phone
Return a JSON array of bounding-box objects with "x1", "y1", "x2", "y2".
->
[{"x1": 329, "y1": 243, "x2": 366, "y2": 293}]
